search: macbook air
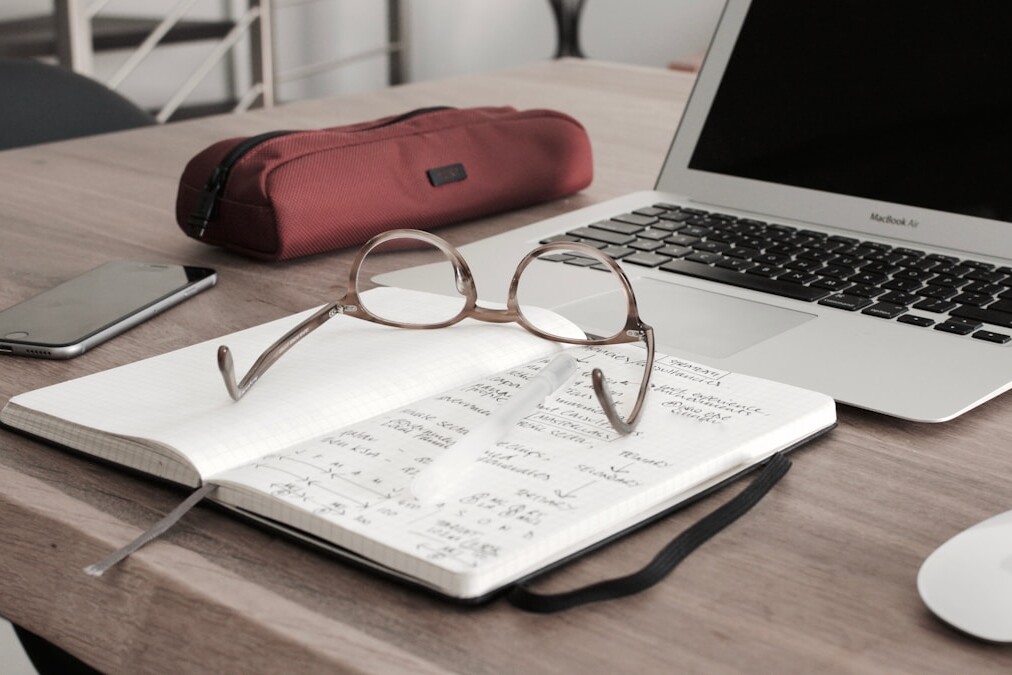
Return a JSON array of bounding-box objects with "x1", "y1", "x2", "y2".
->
[{"x1": 375, "y1": 0, "x2": 1012, "y2": 422}]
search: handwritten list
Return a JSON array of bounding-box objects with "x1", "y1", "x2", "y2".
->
[{"x1": 212, "y1": 345, "x2": 830, "y2": 594}]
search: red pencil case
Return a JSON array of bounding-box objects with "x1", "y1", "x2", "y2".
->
[{"x1": 175, "y1": 106, "x2": 593, "y2": 261}]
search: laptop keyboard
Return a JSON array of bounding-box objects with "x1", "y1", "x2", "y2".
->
[{"x1": 541, "y1": 202, "x2": 1012, "y2": 345}]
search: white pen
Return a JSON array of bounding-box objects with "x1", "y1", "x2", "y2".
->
[{"x1": 411, "y1": 352, "x2": 577, "y2": 503}]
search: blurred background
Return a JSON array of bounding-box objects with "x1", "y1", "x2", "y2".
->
[{"x1": 0, "y1": 0, "x2": 722, "y2": 121}]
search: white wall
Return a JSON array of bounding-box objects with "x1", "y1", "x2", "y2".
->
[{"x1": 0, "y1": 0, "x2": 723, "y2": 110}]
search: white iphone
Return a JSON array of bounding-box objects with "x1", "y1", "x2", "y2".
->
[{"x1": 0, "y1": 261, "x2": 217, "y2": 359}]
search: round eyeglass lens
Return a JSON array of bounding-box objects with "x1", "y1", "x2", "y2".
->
[
  {"x1": 355, "y1": 235, "x2": 468, "y2": 326},
  {"x1": 515, "y1": 245, "x2": 631, "y2": 342}
]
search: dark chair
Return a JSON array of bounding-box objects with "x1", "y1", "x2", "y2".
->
[{"x1": 0, "y1": 57, "x2": 154, "y2": 151}]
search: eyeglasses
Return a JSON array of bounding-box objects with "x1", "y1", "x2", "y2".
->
[{"x1": 218, "y1": 229, "x2": 655, "y2": 434}]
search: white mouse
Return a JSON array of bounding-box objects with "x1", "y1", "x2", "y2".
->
[{"x1": 917, "y1": 509, "x2": 1012, "y2": 642}]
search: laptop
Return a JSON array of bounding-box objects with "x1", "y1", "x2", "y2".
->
[{"x1": 375, "y1": 0, "x2": 1012, "y2": 423}]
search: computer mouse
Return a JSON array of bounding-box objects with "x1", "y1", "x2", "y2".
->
[{"x1": 917, "y1": 508, "x2": 1012, "y2": 642}]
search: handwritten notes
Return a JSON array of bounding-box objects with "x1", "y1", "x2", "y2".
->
[{"x1": 212, "y1": 345, "x2": 831, "y2": 592}]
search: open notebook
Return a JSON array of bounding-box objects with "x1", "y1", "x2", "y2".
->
[{"x1": 1, "y1": 288, "x2": 835, "y2": 601}]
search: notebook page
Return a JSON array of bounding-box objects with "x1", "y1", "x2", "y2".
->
[
  {"x1": 1, "y1": 288, "x2": 578, "y2": 484},
  {"x1": 212, "y1": 346, "x2": 835, "y2": 598}
]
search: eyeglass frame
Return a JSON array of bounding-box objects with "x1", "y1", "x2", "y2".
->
[{"x1": 217, "y1": 228, "x2": 656, "y2": 435}]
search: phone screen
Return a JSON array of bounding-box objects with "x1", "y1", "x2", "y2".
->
[{"x1": 0, "y1": 261, "x2": 217, "y2": 358}]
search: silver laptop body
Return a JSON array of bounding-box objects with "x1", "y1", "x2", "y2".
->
[{"x1": 376, "y1": 0, "x2": 1012, "y2": 422}]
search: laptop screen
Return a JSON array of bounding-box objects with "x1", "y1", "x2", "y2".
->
[{"x1": 687, "y1": 0, "x2": 1012, "y2": 224}]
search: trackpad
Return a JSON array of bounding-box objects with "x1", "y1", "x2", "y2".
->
[{"x1": 558, "y1": 278, "x2": 815, "y2": 358}]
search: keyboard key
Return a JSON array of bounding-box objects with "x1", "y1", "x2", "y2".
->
[
  {"x1": 647, "y1": 219, "x2": 683, "y2": 232},
  {"x1": 972, "y1": 330, "x2": 1012, "y2": 344},
  {"x1": 622, "y1": 252, "x2": 670, "y2": 267},
  {"x1": 613, "y1": 213, "x2": 658, "y2": 227},
  {"x1": 934, "y1": 321, "x2": 976, "y2": 336},
  {"x1": 637, "y1": 228, "x2": 675, "y2": 241},
  {"x1": 904, "y1": 258, "x2": 941, "y2": 273},
  {"x1": 810, "y1": 277, "x2": 853, "y2": 292},
  {"x1": 629, "y1": 239, "x2": 665, "y2": 252},
  {"x1": 948, "y1": 316, "x2": 984, "y2": 330},
  {"x1": 725, "y1": 246, "x2": 761, "y2": 260},
  {"x1": 665, "y1": 234, "x2": 700, "y2": 247},
  {"x1": 679, "y1": 225, "x2": 713, "y2": 238},
  {"x1": 912, "y1": 298, "x2": 957, "y2": 313},
  {"x1": 846, "y1": 283, "x2": 886, "y2": 298},
  {"x1": 658, "y1": 211, "x2": 693, "y2": 223},
  {"x1": 879, "y1": 291, "x2": 919, "y2": 306},
  {"x1": 754, "y1": 252, "x2": 791, "y2": 266},
  {"x1": 656, "y1": 244, "x2": 692, "y2": 258},
  {"x1": 898, "y1": 315, "x2": 934, "y2": 327},
  {"x1": 819, "y1": 265, "x2": 858, "y2": 280},
  {"x1": 592, "y1": 220, "x2": 644, "y2": 235},
  {"x1": 659, "y1": 259, "x2": 830, "y2": 301},
  {"x1": 965, "y1": 269, "x2": 1006, "y2": 283},
  {"x1": 818, "y1": 294, "x2": 873, "y2": 311},
  {"x1": 686, "y1": 251, "x2": 722, "y2": 264},
  {"x1": 863, "y1": 261, "x2": 902, "y2": 275},
  {"x1": 920, "y1": 285, "x2": 959, "y2": 300},
  {"x1": 746, "y1": 264, "x2": 781, "y2": 278},
  {"x1": 633, "y1": 207, "x2": 667, "y2": 217},
  {"x1": 795, "y1": 249, "x2": 836, "y2": 263},
  {"x1": 600, "y1": 245, "x2": 636, "y2": 259},
  {"x1": 830, "y1": 254, "x2": 863, "y2": 267},
  {"x1": 952, "y1": 291, "x2": 994, "y2": 307},
  {"x1": 786, "y1": 259, "x2": 825, "y2": 273},
  {"x1": 950, "y1": 305, "x2": 1012, "y2": 328},
  {"x1": 882, "y1": 278, "x2": 923, "y2": 293},
  {"x1": 894, "y1": 268, "x2": 935, "y2": 282},
  {"x1": 850, "y1": 271, "x2": 889, "y2": 286},
  {"x1": 539, "y1": 252, "x2": 575, "y2": 263},
  {"x1": 563, "y1": 255, "x2": 601, "y2": 267},
  {"x1": 925, "y1": 274, "x2": 968, "y2": 288},
  {"x1": 862, "y1": 302, "x2": 907, "y2": 319},
  {"x1": 933, "y1": 263, "x2": 974, "y2": 277},
  {"x1": 693, "y1": 240, "x2": 733, "y2": 254},
  {"x1": 715, "y1": 257, "x2": 754, "y2": 272},
  {"x1": 778, "y1": 270, "x2": 819, "y2": 285},
  {"x1": 567, "y1": 226, "x2": 635, "y2": 246}
]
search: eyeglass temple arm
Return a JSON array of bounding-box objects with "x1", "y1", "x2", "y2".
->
[
  {"x1": 590, "y1": 327, "x2": 655, "y2": 436},
  {"x1": 218, "y1": 303, "x2": 347, "y2": 401}
]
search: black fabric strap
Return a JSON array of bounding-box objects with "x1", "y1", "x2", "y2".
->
[{"x1": 507, "y1": 452, "x2": 792, "y2": 613}]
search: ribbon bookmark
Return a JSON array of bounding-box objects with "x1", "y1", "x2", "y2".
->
[{"x1": 83, "y1": 483, "x2": 217, "y2": 577}]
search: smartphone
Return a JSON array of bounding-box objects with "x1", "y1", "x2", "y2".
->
[{"x1": 0, "y1": 261, "x2": 217, "y2": 359}]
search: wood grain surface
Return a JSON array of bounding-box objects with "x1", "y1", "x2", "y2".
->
[{"x1": 1, "y1": 59, "x2": 1010, "y2": 673}]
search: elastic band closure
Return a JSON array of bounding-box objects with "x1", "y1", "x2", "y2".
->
[{"x1": 507, "y1": 453, "x2": 791, "y2": 613}]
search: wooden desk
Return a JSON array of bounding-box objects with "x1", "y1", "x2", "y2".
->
[{"x1": 1, "y1": 59, "x2": 1010, "y2": 673}]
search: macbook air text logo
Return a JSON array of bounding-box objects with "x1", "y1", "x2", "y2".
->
[{"x1": 870, "y1": 212, "x2": 919, "y2": 228}]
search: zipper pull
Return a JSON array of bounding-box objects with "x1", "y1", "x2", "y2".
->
[
  {"x1": 187, "y1": 166, "x2": 229, "y2": 239},
  {"x1": 186, "y1": 129, "x2": 295, "y2": 240}
]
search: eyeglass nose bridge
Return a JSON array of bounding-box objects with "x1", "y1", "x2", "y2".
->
[{"x1": 468, "y1": 303, "x2": 522, "y2": 324}]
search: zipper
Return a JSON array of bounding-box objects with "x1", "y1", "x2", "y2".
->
[
  {"x1": 187, "y1": 129, "x2": 295, "y2": 238},
  {"x1": 186, "y1": 107, "x2": 453, "y2": 239},
  {"x1": 357, "y1": 105, "x2": 452, "y2": 131}
]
